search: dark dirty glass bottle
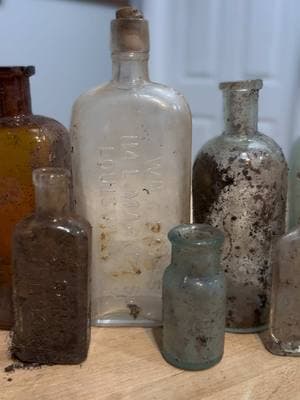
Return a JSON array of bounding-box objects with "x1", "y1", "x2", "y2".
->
[
  {"x1": 262, "y1": 228, "x2": 300, "y2": 356},
  {"x1": 12, "y1": 168, "x2": 91, "y2": 364},
  {"x1": 0, "y1": 66, "x2": 71, "y2": 330},
  {"x1": 192, "y1": 80, "x2": 287, "y2": 333},
  {"x1": 162, "y1": 224, "x2": 225, "y2": 370}
]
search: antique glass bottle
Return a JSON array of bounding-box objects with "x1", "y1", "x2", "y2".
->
[
  {"x1": 288, "y1": 144, "x2": 300, "y2": 228},
  {"x1": 162, "y1": 224, "x2": 225, "y2": 370},
  {"x1": 12, "y1": 168, "x2": 91, "y2": 364},
  {"x1": 193, "y1": 80, "x2": 287, "y2": 333},
  {"x1": 71, "y1": 7, "x2": 192, "y2": 326},
  {"x1": 262, "y1": 228, "x2": 300, "y2": 356},
  {"x1": 0, "y1": 66, "x2": 71, "y2": 330}
]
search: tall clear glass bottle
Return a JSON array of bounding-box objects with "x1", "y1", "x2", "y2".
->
[
  {"x1": 0, "y1": 66, "x2": 71, "y2": 330},
  {"x1": 162, "y1": 224, "x2": 225, "y2": 370},
  {"x1": 12, "y1": 168, "x2": 91, "y2": 364},
  {"x1": 192, "y1": 80, "x2": 287, "y2": 333},
  {"x1": 71, "y1": 7, "x2": 192, "y2": 326}
]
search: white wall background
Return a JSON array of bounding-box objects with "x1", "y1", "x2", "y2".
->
[
  {"x1": 144, "y1": 0, "x2": 300, "y2": 161},
  {"x1": 1, "y1": 0, "x2": 300, "y2": 162},
  {"x1": 0, "y1": 0, "x2": 117, "y2": 127}
]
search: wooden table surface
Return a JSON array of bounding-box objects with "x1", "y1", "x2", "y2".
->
[{"x1": 1, "y1": 327, "x2": 300, "y2": 400}]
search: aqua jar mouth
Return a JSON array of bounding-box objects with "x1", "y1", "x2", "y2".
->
[{"x1": 168, "y1": 224, "x2": 224, "y2": 247}]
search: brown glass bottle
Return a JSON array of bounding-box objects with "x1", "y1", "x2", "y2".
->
[
  {"x1": 12, "y1": 168, "x2": 91, "y2": 365},
  {"x1": 0, "y1": 66, "x2": 71, "y2": 329}
]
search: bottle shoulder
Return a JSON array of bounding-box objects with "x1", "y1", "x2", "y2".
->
[
  {"x1": 195, "y1": 131, "x2": 286, "y2": 166},
  {"x1": 14, "y1": 214, "x2": 91, "y2": 239},
  {"x1": 0, "y1": 114, "x2": 68, "y2": 134},
  {"x1": 72, "y1": 80, "x2": 191, "y2": 119},
  {"x1": 164, "y1": 263, "x2": 224, "y2": 283}
]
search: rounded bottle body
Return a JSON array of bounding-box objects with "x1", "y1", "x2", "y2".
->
[
  {"x1": 193, "y1": 132, "x2": 287, "y2": 332},
  {"x1": 162, "y1": 224, "x2": 225, "y2": 370},
  {"x1": 193, "y1": 80, "x2": 287, "y2": 332}
]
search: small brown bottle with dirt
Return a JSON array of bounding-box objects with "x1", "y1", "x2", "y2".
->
[{"x1": 12, "y1": 168, "x2": 91, "y2": 364}]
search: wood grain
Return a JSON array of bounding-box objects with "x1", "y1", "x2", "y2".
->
[{"x1": 1, "y1": 328, "x2": 300, "y2": 400}]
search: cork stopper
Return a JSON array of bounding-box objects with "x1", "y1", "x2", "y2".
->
[
  {"x1": 116, "y1": 7, "x2": 143, "y2": 20},
  {"x1": 219, "y1": 79, "x2": 263, "y2": 91},
  {"x1": 111, "y1": 7, "x2": 149, "y2": 54}
]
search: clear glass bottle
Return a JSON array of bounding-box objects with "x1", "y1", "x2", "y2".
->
[
  {"x1": 12, "y1": 168, "x2": 91, "y2": 364},
  {"x1": 263, "y1": 228, "x2": 300, "y2": 356},
  {"x1": 162, "y1": 224, "x2": 225, "y2": 370},
  {"x1": 192, "y1": 80, "x2": 287, "y2": 333},
  {"x1": 71, "y1": 7, "x2": 192, "y2": 326},
  {"x1": 0, "y1": 66, "x2": 71, "y2": 330}
]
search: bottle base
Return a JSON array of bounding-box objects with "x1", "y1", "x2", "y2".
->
[
  {"x1": 93, "y1": 316, "x2": 161, "y2": 327},
  {"x1": 260, "y1": 331, "x2": 300, "y2": 356},
  {"x1": 92, "y1": 295, "x2": 162, "y2": 327},
  {"x1": 226, "y1": 324, "x2": 268, "y2": 334},
  {"x1": 0, "y1": 322, "x2": 12, "y2": 331},
  {"x1": 12, "y1": 349, "x2": 88, "y2": 365},
  {"x1": 161, "y1": 350, "x2": 223, "y2": 371}
]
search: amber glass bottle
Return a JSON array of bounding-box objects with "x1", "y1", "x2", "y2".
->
[{"x1": 0, "y1": 66, "x2": 71, "y2": 329}]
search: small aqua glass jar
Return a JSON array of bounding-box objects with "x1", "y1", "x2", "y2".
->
[{"x1": 162, "y1": 224, "x2": 225, "y2": 370}]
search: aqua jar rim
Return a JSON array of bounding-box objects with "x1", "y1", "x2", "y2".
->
[{"x1": 168, "y1": 224, "x2": 224, "y2": 247}]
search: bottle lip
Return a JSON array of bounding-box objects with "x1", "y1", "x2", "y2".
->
[
  {"x1": 219, "y1": 79, "x2": 263, "y2": 91},
  {"x1": 0, "y1": 66, "x2": 35, "y2": 78},
  {"x1": 168, "y1": 224, "x2": 224, "y2": 247}
]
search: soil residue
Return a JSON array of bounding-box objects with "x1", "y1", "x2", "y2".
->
[
  {"x1": 12, "y1": 220, "x2": 90, "y2": 365},
  {"x1": 193, "y1": 153, "x2": 234, "y2": 222},
  {"x1": 127, "y1": 303, "x2": 141, "y2": 319},
  {"x1": 193, "y1": 149, "x2": 287, "y2": 331}
]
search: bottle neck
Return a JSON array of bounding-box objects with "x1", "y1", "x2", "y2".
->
[
  {"x1": 171, "y1": 244, "x2": 220, "y2": 275},
  {"x1": 112, "y1": 53, "x2": 149, "y2": 85},
  {"x1": 35, "y1": 184, "x2": 71, "y2": 216},
  {"x1": 0, "y1": 75, "x2": 32, "y2": 118},
  {"x1": 223, "y1": 90, "x2": 259, "y2": 136}
]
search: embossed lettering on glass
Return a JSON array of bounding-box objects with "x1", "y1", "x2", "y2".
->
[
  {"x1": 70, "y1": 7, "x2": 192, "y2": 326},
  {"x1": 192, "y1": 80, "x2": 287, "y2": 333}
]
